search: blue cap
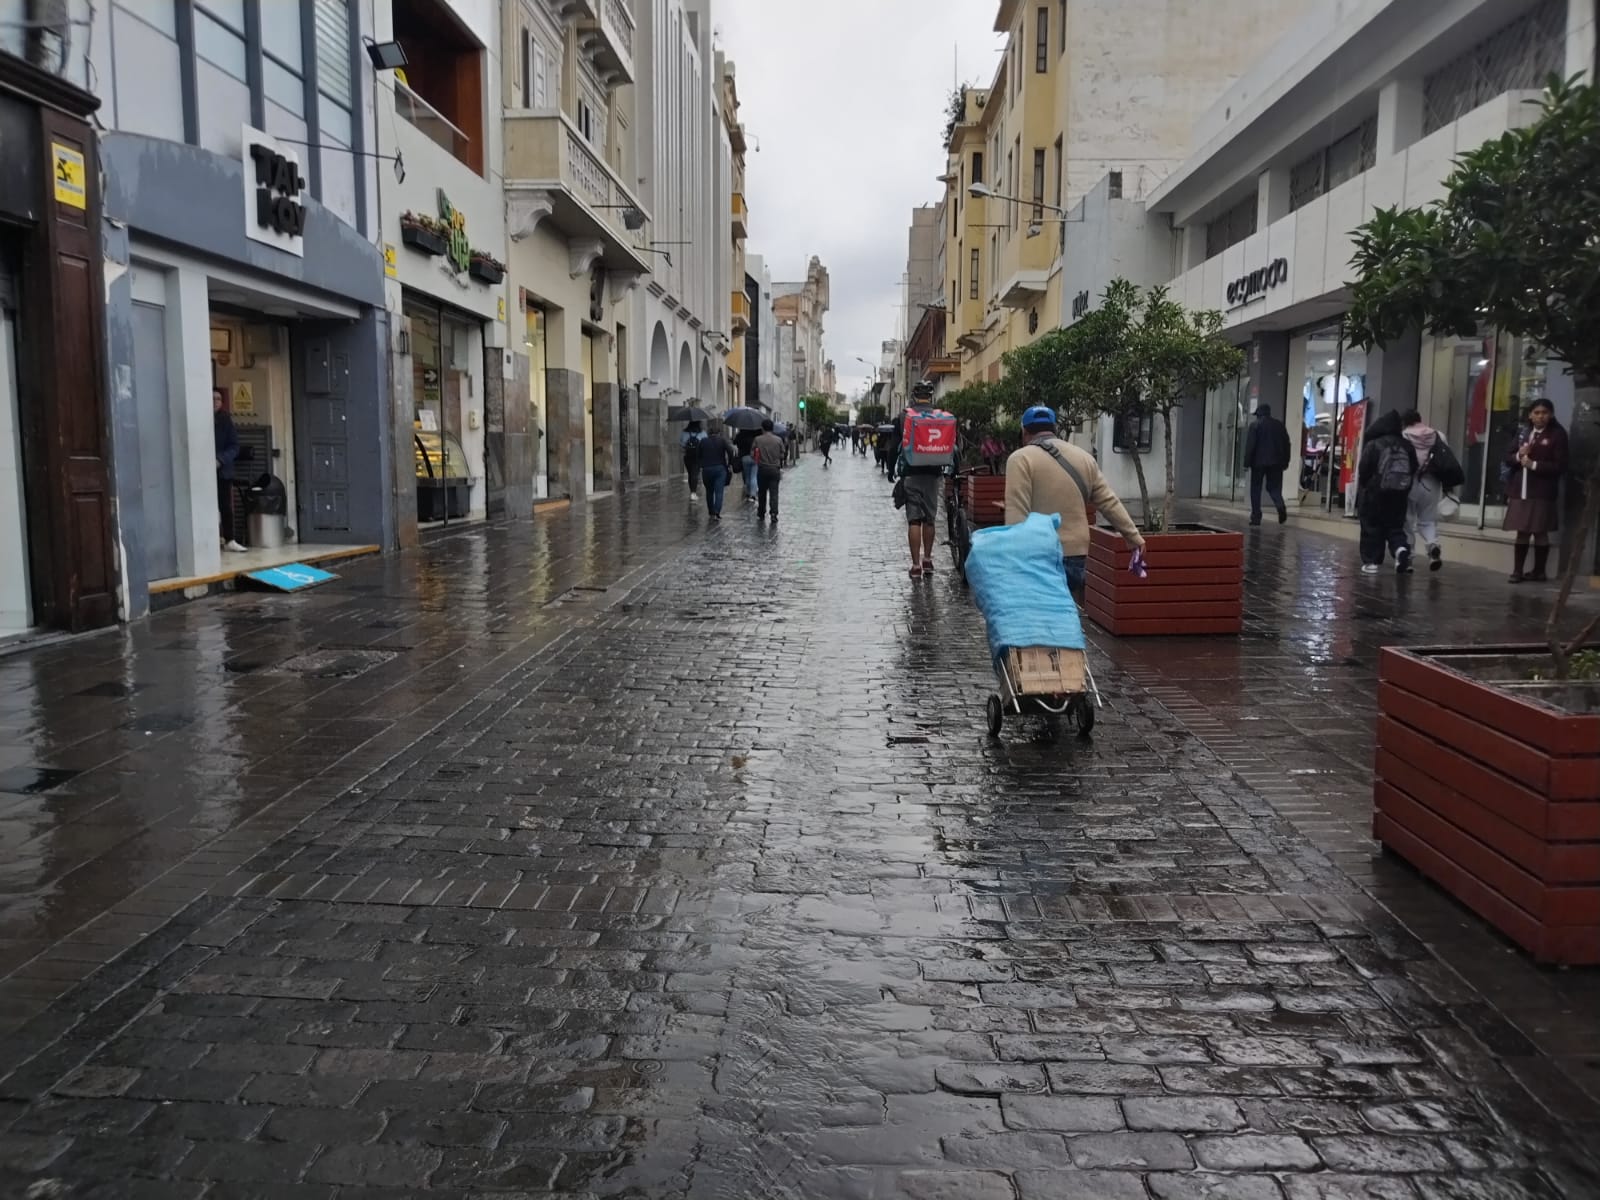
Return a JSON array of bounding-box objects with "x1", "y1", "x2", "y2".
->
[{"x1": 1022, "y1": 405, "x2": 1056, "y2": 428}]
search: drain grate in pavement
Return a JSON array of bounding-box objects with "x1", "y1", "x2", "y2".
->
[
  {"x1": 886, "y1": 734, "x2": 932, "y2": 745},
  {"x1": 269, "y1": 647, "x2": 401, "y2": 678}
]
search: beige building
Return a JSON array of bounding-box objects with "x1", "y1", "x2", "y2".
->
[
  {"x1": 503, "y1": 0, "x2": 648, "y2": 503},
  {"x1": 721, "y1": 59, "x2": 750, "y2": 406},
  {"x1": 772, "y1": 255, "x2": 831, "y2": 399},
  {"x1": 939, "y1": 0, "x2": 1314, "y2": 389}
]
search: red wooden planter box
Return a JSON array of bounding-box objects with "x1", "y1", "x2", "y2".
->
[
  {"x1": 1374, "y1": 645, "x2": 1600, "y2": 965},
  {"x1": 960, "y1": 473, "x2": 1009, "y2": 528},
  {"x1": 1084, "y1": 524, "x2": 1244, "y2": 636}
]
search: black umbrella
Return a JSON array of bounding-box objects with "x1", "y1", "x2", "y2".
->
[
  {"x1": 668, "y1": 404, "x2": 710, "y2": 422},
  {"x1": 722, "y1": 406, "x2": 767, "y2": 431}
]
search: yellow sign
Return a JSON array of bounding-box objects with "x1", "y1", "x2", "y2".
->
[
  {"x1": 497, "y1": 295, "x2": 506, "y2": 322},
  {"x1": 231, "y1": 380, "x2": 256, "y2": 418},
  {"x1": 52, "y1": 143, "x2": 86, "y2": 209},
  {"x1": 383, "y1": 243, "x2": 398, "y2": 278}
]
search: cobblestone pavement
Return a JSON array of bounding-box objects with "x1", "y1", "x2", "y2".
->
[{"x1": 0, "y1": 455, "x2": 1596, "y2": 1198}]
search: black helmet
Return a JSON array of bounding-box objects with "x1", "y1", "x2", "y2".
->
[{"x1": 912, "y1": 381, "x2": 935, "y2": 400}]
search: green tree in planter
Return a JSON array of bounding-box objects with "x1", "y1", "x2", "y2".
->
[
  {"x1": 943, "y1": 376, "x2": 1019, "y2": 465},
  {"x1": 856, "y1": 403, "x2": 888, "y2": 427},
  {"x1": 1346, "y1": 75, "x2": 1600, "y2": 678},
  {"x1": 1005, "y1": 279, "x2": 1241, "y2": 531},
  {"x1": 800, "y1": 393, "x2": 837, "y2": 431}
]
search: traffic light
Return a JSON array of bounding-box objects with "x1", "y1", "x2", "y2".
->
[{"x1": 798, "y1": 399, "x2": 806, "y2": 410}]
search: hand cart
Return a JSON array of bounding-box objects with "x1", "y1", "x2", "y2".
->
[{"x1": 987, "y1": 645, "x2": 1100, "y2": 738}]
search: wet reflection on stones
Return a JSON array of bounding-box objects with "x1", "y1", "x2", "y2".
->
[{"x1": 0, "y1": 459, "x2": 1594, "y2": 1197}]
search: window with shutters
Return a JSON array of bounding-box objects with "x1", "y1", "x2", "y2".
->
[
  {"x1": 1035, "y1": 7, "x2": 1048, "y2": 72},
  {"x1": 1422, "y1": 0, "x2": 1564, "y2": 135},
  {"x1": 970, "y1": 248, "x2": 979, "y2": 300},
  {"x1": 1204, "y1": 191, "x2": 1257, "y2": 260},
  {"x1": 1032, "y1": 147, "x2": 1045, "y2": 219},
  {"x1": 1288, "y1": 115, "x2": 1377, "y2": 212}
]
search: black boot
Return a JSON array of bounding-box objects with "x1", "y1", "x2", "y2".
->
[
  {"x1": 1528, "y1": 545, "x2": 1550, "y2": 582},
  {"x1": 1509, "y1": 541, "x2": 1529, "y2": 583}
]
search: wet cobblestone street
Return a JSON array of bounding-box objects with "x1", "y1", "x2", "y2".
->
[{"x1": 0, "y1": 455, "x2": 1597, "y2": 1198}]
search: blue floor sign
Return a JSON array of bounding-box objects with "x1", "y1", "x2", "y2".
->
[{"x1": 243, "y1": 563, "x2": 338, "y2": 592}]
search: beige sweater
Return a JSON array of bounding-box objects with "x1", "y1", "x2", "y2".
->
[{"x1": 1003, "y1": 437, "x2": 1145, "y2": 557}]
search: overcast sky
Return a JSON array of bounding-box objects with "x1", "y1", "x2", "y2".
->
[{"x1": 717, "y1": 2, "x2": 1002, "y2": 402}]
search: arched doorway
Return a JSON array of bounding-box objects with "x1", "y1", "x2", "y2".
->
[
  {"x1": 650, "y1": 323, "x2": 671, "y2": 386},
  {"x1": 678, "y1": 343, "x2": 694, "y2": 401},
  {"x1": 698, "y1": 357, "x2": 714, "y2": 415},
  {"x1": 639, "y1": 323, "x2": 672, "y2": 479}
]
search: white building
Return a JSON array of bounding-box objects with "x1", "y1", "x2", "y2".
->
[
  {"x1": 1051, "y1": 0, "x2": 1599, "y2": 583},
  {"x1": 631, "y1": 0, "x2": 733, "y2": 476},
  {"x1": 745, "y1": 252, "x2": 779, "y2": 414}
]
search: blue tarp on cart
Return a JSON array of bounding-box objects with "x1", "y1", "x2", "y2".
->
[{"x1": 964, "y1": 512, "x2": 1085, "y2": 663}]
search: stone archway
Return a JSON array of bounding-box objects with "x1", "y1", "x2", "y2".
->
[
  {"x1": 698, "y1": 357, "x2": 714, "y2": 415},
  {"x1": 678, "y1": 343, "x2": 694, "y2": 400},
  {"x1": 639, "y1": 322, "x2": 672, "y2": 478}
]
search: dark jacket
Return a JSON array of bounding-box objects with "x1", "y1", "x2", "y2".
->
[
  {"x1": 1243, "y1": 414, "x2": 1291, "y2": 471},
  {"x1": 1505, "y1": 421, "x2": 1568, "y2": 503},
  {"x1": 696, "y1": 432, "x2": 739, "y2": 474},
  {"x1": 734, "y1": 428, "x2": 758, "y2": 458},
  {"x1": 214, "y1": 410, "x2": 240, "y2": 481},
  {"x1": 1356, "y1": 409, "x2": 1415, "y2": 516}
]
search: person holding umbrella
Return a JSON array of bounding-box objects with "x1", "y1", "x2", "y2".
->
[
  {"x1": 669, "y1": 403, "x2": 711, "y2": 500},
  {"x1": 722, "y1": 406, "x2": 766, "y2": 500},
  {"x1": 695, "y1": 420, "x2": 741, "y2": 521}
]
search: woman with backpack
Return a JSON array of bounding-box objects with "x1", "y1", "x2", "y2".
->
[
  {"x1": 1356, "y1": 409, "x2": 1419, "y2": 574},
  {"x1": 1401, "y1": 409, "x2": 1465, "y2": 572},
  {"x1": 1503, "y1": 397, "x2": 1569, "y2": 583}
]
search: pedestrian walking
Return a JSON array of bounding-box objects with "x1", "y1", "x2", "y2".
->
[
  {"x1": 1356, "y1": 409, "x2": 1418, "y2": 574},
  {"x1": 881, "y1": 421, "x2": 902, "y2": 481},
  {"x1": 1004, "y1": 405, "x2": 1144, "y2": 596},
  {"x1": 734, "y1": 425, "x2": 759, "y2": 501},
  {"x1": 897, "y1": 383, "x2": 957, "y2": 577},
  {"x1": 696, "y1": 423, "x2": 740, "y2": 521},
  {"x1": 1401, "y1": 409, "x2": 1465, "y2": 572},
  {"x1": 753, "y1": 419, "x2": 785, "y2": 523},
  {"x1": 214, "y1": 387, "x2": 246, "y2": 552},
  {"x1": 680, "y1": 420, "x2": 704, "y2": 499},
  {"x1": 1243, "y1": 403, "x2": 1292, "y2": 525},
  {"x1": 820, "y1": 427, "x2": 834, "y2": 466},
  {"x1": 1503, "y1": 397, "x2": 1568, "y2": 583}
]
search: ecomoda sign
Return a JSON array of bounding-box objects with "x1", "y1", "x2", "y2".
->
[{"x1": 1226, "y1": 257, "x2": 1288, "y2": 309}]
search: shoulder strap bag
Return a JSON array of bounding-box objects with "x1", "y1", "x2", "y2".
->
[{"x1": 1033, "y1": 439, "x2": 1092, "y2": 509}]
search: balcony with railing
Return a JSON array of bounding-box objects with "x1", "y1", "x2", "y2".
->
[
  {"x1": 578, "y1": 0, "x2": 634, "y2": 87},
  {"x1": 730, "y1": 290, "x2": 752, "y2": 334},
  {"x1": 396, "y1": 81, "x2": 472, "y2": 167},
  {"x1": 731, "y1": 192, "x2": 749, "y2": 240},
  {"x1": 504, "y1": 111, "x2": 652, "y2": 274}
]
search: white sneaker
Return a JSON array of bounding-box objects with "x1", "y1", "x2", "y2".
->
[
  {"x1": 1361, "y1": 563, "x2": 1380, "y2": 575},
  {"x1": 224, "y1": 540, "x2": 248, "y2": 553}
]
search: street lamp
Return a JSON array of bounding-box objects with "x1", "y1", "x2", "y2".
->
[{"x1": 968, "y1": 181, "x2": 1081, "y2": 237}]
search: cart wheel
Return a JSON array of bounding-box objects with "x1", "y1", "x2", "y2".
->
[
  {"x1": 985, "y1": 694, "x2": 1004, "y2": 738},
  {"x1": 1070, "y1": 694, "x2": 1096, "y2": 736}
]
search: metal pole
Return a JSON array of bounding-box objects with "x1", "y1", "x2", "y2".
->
[{"x1": 1477, "y1": 329, "x2": 1502, "y2": 531}]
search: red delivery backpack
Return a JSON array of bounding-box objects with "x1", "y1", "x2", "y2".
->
[{"x1": 901, "y1": 406, "x2": 957, "y2": 468}]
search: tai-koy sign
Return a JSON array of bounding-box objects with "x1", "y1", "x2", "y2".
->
[
  {"x1": 242, "y1": 125, "x2": 306, "y2": 257},
  {"x1": 1226, "y1": 257, "x2": 1287, "y2": 308}
]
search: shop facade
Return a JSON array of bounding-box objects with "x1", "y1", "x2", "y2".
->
[
  {"x1": 1145, "y1": 0, "x2": 1599, "y2": 574},
  {"x1": 103, "y1": 126, "x2": 390, "y2": 615},
  {"x1": 0, "y1": 53, "x2": 118, "y2": 636}
]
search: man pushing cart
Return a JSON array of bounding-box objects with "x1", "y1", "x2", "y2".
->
[{"x1": 964, "y1": 404, "x2": 1148, "y2": 738}]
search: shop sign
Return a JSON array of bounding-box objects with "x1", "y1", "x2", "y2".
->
[
  {"x1": 1070, "y1": 289, "x2": 1090, "y2": 320},
  {"x1": 1226, "y1": 257, "x2": 1287, "y2": 309},
  {"x1": 383, "y1": 243, "x2": 398, "y2": 278},
  {"x1": 438, "y1": 190, "x2": 470, "y2": 274},
  {"x1": 51, "y1": 142, "x2": 86, "y2": 210},
  {"x1": 242, "y1": 125, "x2": 305, "y2": 257}
]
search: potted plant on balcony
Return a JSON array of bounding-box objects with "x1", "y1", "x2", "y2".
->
[
  {"x1": 400, "y1": 211, "x2": 448, "y2": 257},
  {"x1": 1348, "y1": 76, "x2": 1600, "y2": 965},
  {"x1": 469, "y1": 249, "x2": 505, "y2": 285},
  {"x1": 1017, "y1": 279, "x2": 1247, "y2": 635}
]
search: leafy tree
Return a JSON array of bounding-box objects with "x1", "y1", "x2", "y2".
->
[
  {"x1": 799, "y1": 393, "x2": 837, "y2": 431},
  {"x1": 1002, "y1": 279, "x2": 1240, "y2": 531},
  {"x1": 856, "y1": 403, "x2": 888, "y2": 427},
  {"x1": 1346, "y1": 75, "x2": 1600, "y2": 678},
  {"x1": 942, "y1": 377, "x2": 1019, "y2": 466}
]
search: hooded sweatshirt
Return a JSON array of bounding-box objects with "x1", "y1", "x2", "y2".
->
[{"x1": 1402, "y1": 422, "x2": 1438, "y2": 471}]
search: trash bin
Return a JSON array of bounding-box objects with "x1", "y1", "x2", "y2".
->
[{"x1": 245, "y1": 473, "x2": 288, "y2": 549}]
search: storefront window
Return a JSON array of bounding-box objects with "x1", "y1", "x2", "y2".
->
[
  {"x1": 1296, "y1": 324, "x2": 1368, "y2": 510},
  {"x1": 1202, "y1": 364, "x2": 1248, "y2": 499},
  {"x1": 1423, "y1": 329, "x2": 1550, "y2": 526}
]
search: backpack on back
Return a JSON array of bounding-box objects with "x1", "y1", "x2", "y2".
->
[
  {"x1": 902, "y1": 406, "x2": 957, "y2": 468},
  {"x1": 1376, "y1": 439, "x2": 1414, "y2": 495}
]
